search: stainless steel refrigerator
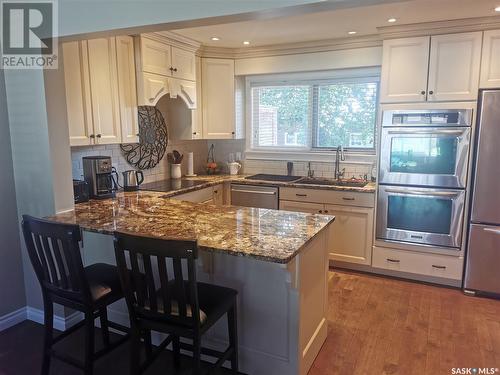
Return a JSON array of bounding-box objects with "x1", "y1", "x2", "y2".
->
[{"x1": 464, "y1": 89, "x2": 500, "y2": 295}]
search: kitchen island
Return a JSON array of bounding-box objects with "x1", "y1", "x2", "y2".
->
[{"x1": 47, "y1": 191, "x2": 335, "y2": 375}]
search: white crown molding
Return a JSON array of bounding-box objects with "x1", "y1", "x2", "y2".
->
[
  {"x1": 199, "y1": 35, "x2": 383, "y2": 59},
  {"x1": 141, "y1": 31, "x2": 201, "y2": 52},
  {"x1": 377, "y1": 15, "x2": 500, "y2": 39}
]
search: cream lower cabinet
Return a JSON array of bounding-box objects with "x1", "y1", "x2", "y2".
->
[
  {"x1": 324, "y1": 204, "x2": 373, "y2": 265},
  {"x1": 280, "y1": 193, "x2": 374, "y2": 266},
  {"x1": 63, "y1": 36, "x2": 138, "y2": 146},
  {"x1": 171, "y1": 185, "x2": 224, "y2": 205}
]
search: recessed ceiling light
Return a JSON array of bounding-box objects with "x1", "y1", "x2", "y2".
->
[
  {"x1": 348, "y1": 31, "x2": 357, "y2": 35},
  {"x1": 495, "y1": 6, "x2": 500, "y2": 11},
  {"x1": 243, "y1": 41, "x2": 250, "y2": 45},
  {"x1": 211, "y1": 37, "x2": 220, "y2": 41},
  {"x1": 388, "y1": 18, "x2": 397, "y2": 23}
]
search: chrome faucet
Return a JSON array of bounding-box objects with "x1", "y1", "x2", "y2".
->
[
  {"x1": 334, "y1": 145, "x2": 346, "y2": 180},
  {"x1": 307, "y1": 162, "x2": 314, "y2": 178}
]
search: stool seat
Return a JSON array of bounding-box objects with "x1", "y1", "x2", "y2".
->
[{"x1": 85, "y1": 263, "x2": 122, "y2": 304}]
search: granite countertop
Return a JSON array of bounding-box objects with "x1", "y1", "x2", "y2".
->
[
  {"x1": 139, "y1": 174, "x2": 376, "y2": 196},
  {"x1": 47, "y1": 191, "x2": 335, "y2": 264}
]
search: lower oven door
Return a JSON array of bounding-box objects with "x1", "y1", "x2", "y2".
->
[{"x1": 376, "y1": 185, "x2": 465, "y2": 248}]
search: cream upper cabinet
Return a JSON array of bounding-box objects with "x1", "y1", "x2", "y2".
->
[
  {"x1": 86, "y1": 38, "x2": 122, "y2": 144},
  {"x1": 171, "y1": 46, "x2": 196, "y2": 81},
  {"x1": 427, "y1": 32, "x2": 482, "y2": 102},
  {"x1": 116, "y1": 36, "x2": 139, "y2": 143},
  {"x1": 480, "y1": 30, "x2": 500, "y2": 88},
  {"x1": 191, "y1": 56, "x2": 203, "y2": 139},
  {"x1": 325, "y1": 204, "x2": 374, "y2": 265},
  {"x1": 63, "y1": 41, "x2": 93, "y2": 146},
  {"x1": 202, "y1": 58, "x2": 236, "y2": 139},
  {"x1": 380, "y1": 32, "x2": 482, "y2": 103},
  {"x1": 380, "y1": 36, "x2": 430, "y2": 103},
  {"x1": 138, "y1": 37, "x2": 172, "y2": 76}
]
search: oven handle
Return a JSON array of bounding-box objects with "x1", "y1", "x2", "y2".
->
[
  {"x1": 231, "y1": 188, "x2": 277, "y2": 195},
  {"x1": 387, "y1": 129, "x2": 466, "y2": 136},
  {"x1": 384, "y1": 188, "x2": 460, "y2": 197},
  {"x1": 484, "y1": 228, "x2": 500, "y2": 235}
]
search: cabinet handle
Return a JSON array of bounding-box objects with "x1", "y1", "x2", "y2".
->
[
  {"x1": 319, "y1": 210, "x2": 323, "y2": 214},
  {"x1": 136, "y1": 133, "x2": 140, "y2": 136},
  {"x1": 428, "y1": 90, "x2": 434, "y2": 95},
  {"x1": 173, "y1": 68, "x2": 178, "y2": 72},
  {"x1": 420, "y1": 90, "x2": 426, "y2": 95},
  {"x1": 89, "y1": 134, "x2": 95, "y2": 138},
  {"x1": 342, "y1": 197, "x2": 355, "y2": 201},
  {"x1": 324, "y1": 210, "x2": 328, "y2": 213},
  {"x1": 296, "y1": 193, "x2": 307, "y2": 197},
  {"x1": 386, "y1": 258, "x2": 400, "y2": 263},
  {"x1": 96, "y1": 134, "x2": 102, "y2": 138},
  {"x1": 193, "y1": 132, "x2": 197, "y2": 135},
  {"x1": 432, "y1": 264, "x2": 446, "y2": 270}
]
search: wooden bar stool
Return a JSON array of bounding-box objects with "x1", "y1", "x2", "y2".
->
[
  {"x1": 113, "y1": 232, "x2": 239, "y2": 375},
  {"x1": 21, "y1": 215, "x2": 129, "y2": 375}
]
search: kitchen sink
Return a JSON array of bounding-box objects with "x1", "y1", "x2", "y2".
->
[{"x1": 296, "y1": 177, "x2": 368, "y2": 188}]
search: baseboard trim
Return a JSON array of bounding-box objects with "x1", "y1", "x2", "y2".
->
[
  {"x1": 26, "y1": 307, "x2": 83, "y2": 332},
  {"x1": 0, "y1": 307, "x2": 27, "y2": 332}
]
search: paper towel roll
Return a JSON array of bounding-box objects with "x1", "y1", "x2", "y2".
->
[{"x1": 187, "y1": 152, "x2": 194, "y2": 176}]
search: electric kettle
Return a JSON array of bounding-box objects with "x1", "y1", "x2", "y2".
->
[{"x1": 122, "y1": 170, "x2": 144, "y2": 191}]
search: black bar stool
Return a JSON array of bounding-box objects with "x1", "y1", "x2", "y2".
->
[
  {"x1": 21, "y1": 215, "x2": 129, "y2": 375},
  {"x1": 113, "y1": 232, "x2": 239, "y2": 375}
]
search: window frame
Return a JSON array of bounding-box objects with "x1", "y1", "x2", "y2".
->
[{"x1": 246, "y1": 68, "x2": 381, "y2": 158}]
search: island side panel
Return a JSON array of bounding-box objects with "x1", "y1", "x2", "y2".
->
[{"x1": 291, "y1": 229, "x2": 329, "y2": 375}]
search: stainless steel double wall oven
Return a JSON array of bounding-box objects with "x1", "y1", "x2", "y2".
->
[{"x1": 376, "y1": 107, "x2": 473, "y2": 250}]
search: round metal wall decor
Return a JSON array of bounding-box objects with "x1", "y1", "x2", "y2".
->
[{"x1": 120, "y1": 106, "x2": 168, "y2": 170}]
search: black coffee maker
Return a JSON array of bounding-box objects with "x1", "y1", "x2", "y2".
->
[{"x1": 82, "y1": 156, "x2": 116, "y2": 199}]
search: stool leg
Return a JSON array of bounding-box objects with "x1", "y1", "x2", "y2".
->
[
  {"x1": 192, "y1": 336, "x2": 202, "y2": 375},
  {"x1": 173, "y1": 335, "x2": 180, "y2": 369},
  {"x1": 228, "y1": 301, "x2": 239, "y2": 373},
  {"x1": 41, "y1": 296, "x2": 53, "y2": 375},
  {"x1": 130, "y1": 324, "x2": 141, "y2": 375},
  {"x1": 84, "y1": 312, "x2": 95, "y2": 375},
  {"x1": 143, "y1": 329, "x2": 153, "y2": 360},
  {"x1": 99, "y1": 308, "x2": 110, "y2": 347}
]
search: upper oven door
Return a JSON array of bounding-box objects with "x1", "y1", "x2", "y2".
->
[
  {"x1": 376, "y1": 186, "x2": 465, "y2": 249},
  {"x1": 379, "y1": 126, "x2": 470, "y2": 188}
]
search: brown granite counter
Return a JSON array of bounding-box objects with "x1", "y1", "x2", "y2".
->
[
  {"x1": 47, "y1": 191, "x2": 334, "y2": 264},
  {"x1": 139, "y1": 174, "x2": 376, "y2": 197}
]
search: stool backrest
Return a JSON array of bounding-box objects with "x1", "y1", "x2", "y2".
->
[
  {"x1": 21, "y1": 215, "x2": 91, "y2": 303},
  {"x1": 113, "y1": 233, "x2": 201, "y2": 329}
]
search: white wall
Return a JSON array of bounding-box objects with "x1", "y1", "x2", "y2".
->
[{"x1": 235, "y1": 46, "x2": 382, "y2": 75}]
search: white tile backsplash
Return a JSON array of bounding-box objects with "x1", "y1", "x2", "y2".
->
[{"x1": 71, "y1": 140, "x2": 208, "y2": 184}]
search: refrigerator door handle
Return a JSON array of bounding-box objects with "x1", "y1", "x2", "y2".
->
[{"x1": 484, "y1": 227, "x2": 500, "y2": 235}]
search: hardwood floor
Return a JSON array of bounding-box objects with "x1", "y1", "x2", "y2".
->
[
  {"x1": 310, "y1": 270, "x2": 500, "y2": 375},
  {"x1": 1, "y1": 271, "x2": 499, "y2": 374}
]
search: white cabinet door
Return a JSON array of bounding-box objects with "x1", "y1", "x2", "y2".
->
[
  {"x1": 202, "y1": 58, "x2": 235, "y2": 139},
  {"x1": 63, "y1": 41, "x2": 94, "y2": 146},
  {"x1": 116, "y1": 36, "x2": 139, "y2": 144},
  {"x1": 380, "y1": 37, "x2": 430, "y2": 103},
  {"x1": 427, "y1": 32, "x2": 482, "y2": 102},
  {"x1": 87, "y1": 38, "x2": 122, "y2": 144},
  {"x1": 171, "y1": 46, "x2": 196, "y2": 81},
  {"x1": 480, "y1": 30, "x2": 500, "y2": 88},
  {"x1": 138, "y1": 37, "x2": 172, "y2": 76},
  {"x1": 191, "y1": 56, "x2": 203, "y2": 139},
  {"x1": 324, "y1": 204, "x2": 373, "y2": 265},
  {"x1": 213, "y1": 184, "x2": 224, "y2": 206},
  {"x1": 279, "y1": 200, "x2": 324, "y2": 214}
]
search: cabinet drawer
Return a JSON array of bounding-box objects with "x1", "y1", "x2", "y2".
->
[
  {"x1": 372, "y1": 246, "x2": 463, "y2": 280},
  {"x1": 280, "y1": 187, "x2": 374, "y2": 208}
]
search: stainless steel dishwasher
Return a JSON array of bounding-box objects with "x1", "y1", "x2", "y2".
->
[{"x1": 230, "y1": 184, "x2": 279, "y2": 209}]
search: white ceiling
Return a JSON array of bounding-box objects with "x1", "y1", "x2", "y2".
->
[{"x1": 173, "y1": 0, "x2": 500, "y2": 48}]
